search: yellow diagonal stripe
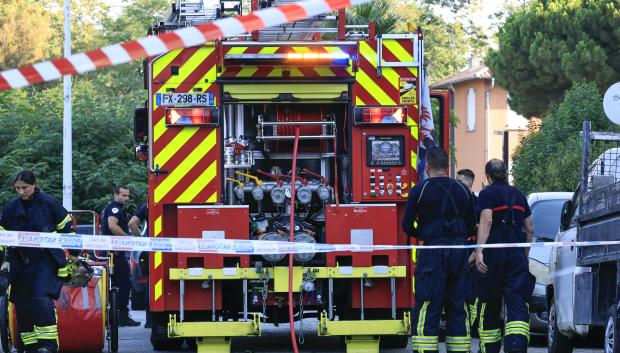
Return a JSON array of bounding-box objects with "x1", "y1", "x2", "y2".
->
[
  {"x1": 356, "y1": 68, "x2": 396, "y2": 105},
  {"x1": 290, "y1": 68, "x2": 304, "y2": 77},
  {"x1": 152, "y1": 47, "x2": 216, "y2": 142},
  {"x1": 227, "y1": 47, "x2": 248, "y2": 54},
  {"x1": 356, "y1": 97, "x2": 366, "y2": 106},
  {"x1": 154, "y1": 216, "x2": 162, "y2": 236},
  {"x1": 154, "y1": 129, "x2": 217, "y2": 202},
  {"x1": 359, "y1": 41, "x2": 400, "y2": 91},
  {"x1": 154, "y1": 127, "x2": 199, "y2": 168},
  {"x1": 267, "y1": 68, "x2": 282, "y2": 77},
  {"x1": 153, "y1": 47, "x2": 215, "y2": 111},
  {"x1": 154, "y1": 251, "x2": 162, "y2": 269},
  {"x1": 207, "y1": 191, "x2": 218, "y2": 203},
  {"x1": 383, "y1": 40, "x2": 418, "y2": 76},
  {"x1": 408, "y1": 116, "x2": 419, "y2": 130},
  {"x1": 314, "y1": 67, "x2": 336, "y2": 76},
  {"x1": 259, "y1": 47, "x2": 279, "y2": 54},
  {"x1": 152, "y1": 49, "x2": 183, "y2": 78},
  {"x1": 154, "y1": 279, "x2": 163, "y2": 301},
  {"x1": 237, "y1": 67, "x2": 258, "y2": 77},
  {"x1": 175, "y1": 160, "x2": 218, "y2": 203},
  {"x1": 153, "y1": 65, "x2": 215, "y2": 143}
]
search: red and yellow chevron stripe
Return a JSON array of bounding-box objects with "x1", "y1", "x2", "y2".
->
[
  {"x1": 148, "y1": 46, "x2": 221, "y2": 311},
  {"x1": 149, "y1": 46, "x2": 221, "y2": 206},
  {"x1": 353, "y1": 39, "x2": 420, "y2": 185}
]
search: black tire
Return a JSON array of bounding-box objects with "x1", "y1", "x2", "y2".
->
[
  {"x1": 109, "y1": 288, "x2": 119, "y2": 353},
  {"x1": 379, "y1": 335, "x2": 409, "y2": 348},
  {"x1": 548, "y1": 300, "x2": 573, "y2": 353},
  {"x1": 605, "y1": 305, "x2": 620, "y2": 353},
  {"x1": 0, "y1": 296, "x2": 11, "y2": 353}
]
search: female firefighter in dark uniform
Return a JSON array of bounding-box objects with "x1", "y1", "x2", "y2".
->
[{"x1": 0, "y1": 170, "x2": 71, "y2": 353}]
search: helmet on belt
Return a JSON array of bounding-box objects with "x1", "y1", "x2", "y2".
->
[{"x1": 66, "y1": 260, "x2": 94, "y2": 288}]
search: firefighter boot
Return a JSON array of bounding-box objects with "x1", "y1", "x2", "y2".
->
[{"x1": 118, "y1": 309, "x2": 141, "y2": 327}]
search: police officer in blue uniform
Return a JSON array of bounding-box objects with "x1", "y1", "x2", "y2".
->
[
  {"x1": 101, "y1": 185, "x2": 140, "y2": 327},
  {"x1": 402, "y1": 147, "x2": 477, "y2": 353},
  {"x1": 475, "y1": 159, "x2": 535, "y2": 353},
  {"x1": 0, "y1": 170, "x2": 72, "y2": 353}
]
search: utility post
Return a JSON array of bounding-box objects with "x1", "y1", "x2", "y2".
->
[{"x1": 62, "y1": 0, "x2": 72, "y2": 210}]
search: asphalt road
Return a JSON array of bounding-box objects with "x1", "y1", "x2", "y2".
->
[{"x1": 117, "y1": 311, "x2": 604, "y2": 353}]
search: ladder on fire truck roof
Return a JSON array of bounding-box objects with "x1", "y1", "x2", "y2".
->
[{"x1": 152, "y1": 0, "x2": 369, "y2": 40}]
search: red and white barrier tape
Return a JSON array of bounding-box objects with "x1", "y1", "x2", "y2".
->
[
  {"x1": 0, "y1": 0, "x2": 370, "y2": 92},
  {"x1": 0, "y1": 229, "x2": 618, "y2": 254}
]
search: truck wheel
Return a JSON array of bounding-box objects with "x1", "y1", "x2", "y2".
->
[
  {"x1": 605, "y1": 305, "x2": 619, "y2": 353},
  {"x1": 548, "y1": 300, "x2": 573, "y2": 353}
]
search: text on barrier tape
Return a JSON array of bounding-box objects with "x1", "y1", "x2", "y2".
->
[{"x1": 0, "y1": 230, "x2": 619, "y2": 254}]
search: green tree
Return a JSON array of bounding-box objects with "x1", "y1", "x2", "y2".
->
[
  {"x1": 0, "y1": 81, "x2": 147, "y2": 213},
  {"x1": 0, "y1": 1, "x2": 53, "y2": 70},
  {"x1": 487, "y1": 0, "x2": 620, "y2": 118},
  {"x1": 347, "y1": 0, "x2": 400, "y2": 35},
  {"x1": 512, "y1": 82, "x2": 619, "y2": 194}
]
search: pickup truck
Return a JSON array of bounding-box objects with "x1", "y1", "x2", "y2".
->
[{"x1": 548, "y1": 121, "x2": 620, "y2": 353}]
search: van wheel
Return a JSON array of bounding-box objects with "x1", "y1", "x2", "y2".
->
[
  {"x1": 548, "y1": 300, "x2": 573, "y2": 353},
  {"x1": 605, "y1": 305, "x2": 619, "y2": 353}
]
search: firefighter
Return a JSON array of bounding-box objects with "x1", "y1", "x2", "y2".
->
[
  {"x1": 0, "y1": 170, "x2": 72, "y2": 353},
  {"x1": 101, "y1": 185, "x2": 140, "y2": 327},
  {"x1": 402, "y1": 147, "x2": 477, "y2": 353},
  {"x1": 475, "y1": 159, "x2": 535, "y2": 353},
  {"x1": 455, "y1": 169, "x2": 480, "y2": 330}
]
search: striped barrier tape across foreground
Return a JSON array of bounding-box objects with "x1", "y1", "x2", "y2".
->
[
  {"x1": 0, "y1": 0, "x2": 371, "y2": 92},
  {"x1": 0, "y1": 230, "x2": 618, "y2": 254}
]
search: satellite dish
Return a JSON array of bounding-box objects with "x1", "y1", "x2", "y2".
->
[{"x1": 604, "y1": 82, "x2": 620, "y2": 125}]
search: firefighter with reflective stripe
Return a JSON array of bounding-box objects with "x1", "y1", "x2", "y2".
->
[
  {"x1": 402, "y1": 147, "x2": 477, "y2": 353},
  {"x1": 475, "y1": 159, "x2": 536, "y2": 353},
  {"x1": 455, "y1": 169, "x2": 480, "y2": 331},
  {"x1": 101, "y1": 185, "x2": 140, "y2": 327},
  {"x1": 0, "y1": 170, "x2": 72, "y2": 353}
]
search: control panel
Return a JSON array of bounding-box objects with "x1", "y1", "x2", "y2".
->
[{"x1": 352, "y1": 127, "x2": 412, "y2": 202}]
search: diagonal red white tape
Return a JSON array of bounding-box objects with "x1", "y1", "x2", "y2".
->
[{"x1": 0, "y1": 0, "x2": 370, "y2": 92}]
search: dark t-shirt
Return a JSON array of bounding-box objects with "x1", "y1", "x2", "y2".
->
[
  {"x1": 402, "y1": 176, "x2": 477, "y2": 239},
  {"x1": 478, "y1": 180, "x2": 531, "y2": 243},
  {"x1": 101, "y1": 201, "x2": 129, "y2": 235}
]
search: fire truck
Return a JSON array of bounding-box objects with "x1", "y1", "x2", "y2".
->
[{"x1": 133, "y1": 0, "x2": 450, "y2": 352}]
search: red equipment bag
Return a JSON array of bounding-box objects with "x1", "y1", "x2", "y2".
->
[{"x1": 55, "y1": 274, "x2": 106, "y2": 352}]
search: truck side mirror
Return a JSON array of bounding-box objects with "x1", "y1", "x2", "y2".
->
[
  {"x1": 560, "y1": 200, "x2": 573, "y2": 231},
  {"x1": 134, "y1": 107, "x2": 148, "y2": 143}
]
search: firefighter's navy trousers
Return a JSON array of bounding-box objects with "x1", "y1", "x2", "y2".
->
[
  {"x1": 12, "y1": 255, "x2": 61, "y2": 353},
  {"x1": 477, "y1": 247, "x2": 532, "y2": 353},
  {"x1": 411, "y1": 239, "x2": 471, "y2": 353}
]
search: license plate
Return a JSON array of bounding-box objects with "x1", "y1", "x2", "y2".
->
[{"x1": 156, "y1": 93, "x2": 215, "y2": 106}]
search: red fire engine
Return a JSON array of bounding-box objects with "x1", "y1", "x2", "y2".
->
[{"x1": 133, "y1": 1, "x2": 450, "y2": 352}]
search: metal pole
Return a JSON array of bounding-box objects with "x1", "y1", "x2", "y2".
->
[
  {"x1": 62, "y1": 0, "x2": 73, "y2": 210},
  {"x1": 243, "y1": 279, "x2": 248, "y2": 321},
  {"x1": 328, "y1": 278, "x2": 333, "y2": 320}
]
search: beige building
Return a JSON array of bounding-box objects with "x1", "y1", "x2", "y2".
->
[{"x1": 432, "y1": 64, "x2": 528, "y2": 192}]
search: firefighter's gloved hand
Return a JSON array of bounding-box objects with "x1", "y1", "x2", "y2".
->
[{"x1": 0, "y1": 262, "x2": 8, "y2": 272}]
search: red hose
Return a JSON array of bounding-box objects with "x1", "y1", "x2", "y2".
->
[
  {"x1": 333, "y1": 122, "x2": 340, "y2": 209},
  {"x1": 288, "y1": 126, "x2": 300, "y2": 353}
]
